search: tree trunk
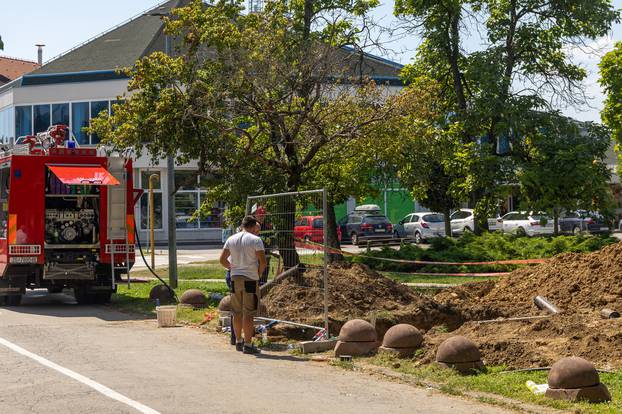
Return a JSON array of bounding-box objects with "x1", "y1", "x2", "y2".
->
[
  {"x1": 275, "y1": 196, "x2": 301, "y2": 270},
  {"x1": 325, "y1": 199, "x2": 343, "y2": 263},
  {"x1": 443, "y1": 207, "x2": 453, "y2": 238}
]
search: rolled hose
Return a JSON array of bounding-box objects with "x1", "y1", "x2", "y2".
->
[{"x1": 133, "y1": 219, "x2": 177, "y2": 303}]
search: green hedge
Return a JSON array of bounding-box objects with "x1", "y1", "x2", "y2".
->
[{"x1": 350, "y1": 232, "x2": 618, "y2": 273}]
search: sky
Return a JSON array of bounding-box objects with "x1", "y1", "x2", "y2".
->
[{"x1": 1, "y1": 0, "x2": 621, "y2": 122}]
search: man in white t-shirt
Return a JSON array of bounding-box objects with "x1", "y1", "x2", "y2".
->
[{"x1": 220, "y1": 216, "x2": 267, "y2": 354}]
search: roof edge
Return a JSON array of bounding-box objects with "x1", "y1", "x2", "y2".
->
[{"x1": 22, "y1": 70, "x2": 128, "y2": 86}]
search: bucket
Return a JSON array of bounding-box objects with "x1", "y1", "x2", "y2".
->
[{"x1": 156, "y1": 305, "x2": 177, "y2": 327}]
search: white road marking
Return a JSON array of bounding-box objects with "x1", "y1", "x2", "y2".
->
[{"x1": 0, "y1": 336, "x2": 161, "y2": 414}]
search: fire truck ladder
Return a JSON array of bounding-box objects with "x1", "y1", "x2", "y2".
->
[{"x1": 107, "y1": 157, "x2": 131, "y2": 290}]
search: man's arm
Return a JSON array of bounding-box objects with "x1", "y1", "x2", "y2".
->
[
  {"x1": 219, "y1": 248, "x2": 231, "y2": 270},
  {"x1": 256, "y1": 250, "x2": 267, "y2": 277}
]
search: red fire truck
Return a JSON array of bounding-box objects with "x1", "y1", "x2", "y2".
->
[{"x1": 0, "y1": 125, "x2": 137, "y2": 305}]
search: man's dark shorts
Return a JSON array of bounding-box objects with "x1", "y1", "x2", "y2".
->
[{"x1": 230, "y1": 275, "x2": 260, "y2": 317}]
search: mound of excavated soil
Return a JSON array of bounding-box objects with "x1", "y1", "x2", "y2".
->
[
  {"x1": 428, "y1": 241, "x2": 622, "y2": 368},
  {"x1": 436, "y1": 242, "x2": 622, "y2": 318},
  {"x1": 262, "y1": 264, "x2": 461, "y2": 335}
]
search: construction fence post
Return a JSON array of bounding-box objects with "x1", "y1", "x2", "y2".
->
[{"x1": 322, "y1": 188, "x2": 329, "y2": 338}]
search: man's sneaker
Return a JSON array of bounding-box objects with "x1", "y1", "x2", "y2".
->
[
  {"x1": 243, "y1": 345, "x2": 261, "y2": 355},
  {"x1": 235, "y1": 342, "x2": 244, "y2": 352}
]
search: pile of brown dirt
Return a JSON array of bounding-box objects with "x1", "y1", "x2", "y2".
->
[
  {"x1": 436, "y1": 242, "x2": 622, "y2": 318},
  {"x1": 262, "y1": 264, "x2": 462, "y2": 335},
  {"x1": 428, "y1": 242, "x2": 622, "y2": 368}
]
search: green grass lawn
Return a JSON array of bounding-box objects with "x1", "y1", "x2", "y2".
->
[
  {"x1": 131, "y1": 264, "x2": 226, "y2": 280},
  {"x1": 382, "y1": 271, "x2": 497, "y2": 285},
  {"x1": 111, "y1": 280, "x2": 228, "y2": 323},
  {"x1": 368, "y1": 353, "x2": 622, "y2": 413}
]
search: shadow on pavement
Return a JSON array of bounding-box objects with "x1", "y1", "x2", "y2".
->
[
  {"x1": 0, "y1": 290, "x2": 149, "y2": 322},
  {"x1": 254, "y1": 353, "x2": 308, "y2": 362}
]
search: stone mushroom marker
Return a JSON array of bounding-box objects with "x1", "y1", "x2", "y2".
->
[
  {"x1": 218, "y1": 295, "x2": 232, "y2": 313},
  {"x1": 545, "y1": 357, "x2": 611, "y2": 403},
  {"x1": 334, "y1": 319, "x2": 379, "y2": 357},
  {"x1": 436, "y1": 336, "x2": 484, "y2": 375},
  {"x1": 380, "y1": 324, "x2": 423, "y2": 358},
  {"x1": 180, "y1": 289, "x2": 208, "y2": 308},
  {"x1": 149, "y1": 284, "x2": 174, "y2": 304}
]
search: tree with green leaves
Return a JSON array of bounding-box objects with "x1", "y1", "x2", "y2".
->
[
  {"x1": 395, "y1": 0, "x2": 619, "y2": 231},
  {"x1": 600, "y1": 41, "x2": 622, "y2": 178},
  {"x1": 516, "y1": 114, "x2": 613, "y2": 233},
  {"x1": 372, "y1": 77, "x2": 464, "y2": 236},
  {"x1": 0, "y1": 36, "x2": 4, "y2": 50},
  {"x1": 91, "y1": 0, "x2": 397, "y2": 267}
]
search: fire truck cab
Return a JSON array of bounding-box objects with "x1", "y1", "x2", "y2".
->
[{"x1": 0, "y1": 125, "x2": 136, "y2": 305}]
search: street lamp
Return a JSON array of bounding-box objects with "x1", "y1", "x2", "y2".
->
[{"x1": 145, "y1": 8, "x2": 178, "y2": 289}]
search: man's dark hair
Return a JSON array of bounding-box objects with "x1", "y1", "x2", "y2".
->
[{"x1": 241, "y1": 215, "x2": 258, "y2": 229}]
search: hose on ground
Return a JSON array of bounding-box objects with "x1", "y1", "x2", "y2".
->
[{"x1": 133, "y1": 219, "x2": 178, "y2": 303}]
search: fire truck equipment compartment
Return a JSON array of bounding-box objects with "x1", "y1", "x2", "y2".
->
[{"x1": 48, "y1": 165, "x2": 120, "y2": 186}]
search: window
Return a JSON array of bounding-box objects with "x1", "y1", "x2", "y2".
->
[
  {"x1": 0, "y1": 107, "x2": 14, "y2": 144},
  {"x1": 15, "y1": 106, "x2": 32, "y2": 137},
  {"x1": 312, "y1": 218, "x2": 323, "y2": 228},
  {"x1": 0, "y1": 166, "x2": 9, "y2": 238},
  {"x1": 140, "y1": 193, "x2": 163, "y2": 230},
  {"x1": 52, "y1": 103, "x2": 69, "y2": 126},
  {"x1": 141, "y1": 171, "x2": 161, "y2": 190},
  {"x1": 175, "y1": 170, "x2": 198, "y2": 190},
  {"x1": 90, "y1": 101, "x2": 109, "y2": 144},
  {"x1": 139, "y1": 170, "x2": 162, "y2": 230},
  {"x1": 175, "y1": 192, "x2": 199, "y2": 229},
  {"x1": 33, "y1": 104, "x2": 51, "y2": 133},
  {"x1": 199, "y1": 199, "x2": 224, "y2": 228},
  {"x1": 71, "y1": 102, "x2": 89, "y2": 145},
  {"x1": 410, "y1": 215, "x2": 419, "y2": 223}
]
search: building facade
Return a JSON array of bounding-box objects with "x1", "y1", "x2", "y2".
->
[{"x1": 0, "y1": 0, "x2": 404, "y2": 244}]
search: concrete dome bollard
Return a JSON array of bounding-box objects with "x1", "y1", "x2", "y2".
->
[
  {"x1": 545, "y1": 357, "x2": 611, "y2": 403},
  {"x1": 436, "y1": 336, "x2": 484, "y2": 375},
  {"x1": 180, "y1": 289, "x2": 208, "y2": 308},
  {"x1": 380, "y1": 324, "x2": 423, "y2": 358},
  {"x1": 218, "y1": 295, "x2": 232, "y2": 313},
  {"x1": 334, "y1": 319, "x2": 379, "y2": 357},
  {"x1": 149, "y1": 284, "x2": 174, "y2": 304}
]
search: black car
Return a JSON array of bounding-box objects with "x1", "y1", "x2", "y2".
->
[
  {"x1": 338, "y1": 210, "x2": 393, "y2": 246},
  {"x1": 559, "y1": 210, "x2": 610, "y2": 234}
]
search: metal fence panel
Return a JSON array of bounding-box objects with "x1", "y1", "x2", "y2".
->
[{"x1": 246, "y1": 189, "x2": 329, "y2": 335}]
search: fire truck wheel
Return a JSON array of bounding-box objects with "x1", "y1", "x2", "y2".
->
[
  {"x1": 2, "y1": 295, "x2": 22, "y2": 306},
  {"x1": 73, "y1": 288, "x2": 95, "y2": 305},
  {"x1": 93, "y1": 291, "x2": 112, "y2": 304}
]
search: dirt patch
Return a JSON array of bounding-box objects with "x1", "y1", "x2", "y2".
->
[{"x1": 262, "y1": 263, "x2": 462, "y2": 336}]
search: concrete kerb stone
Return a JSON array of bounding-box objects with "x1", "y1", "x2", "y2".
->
[{"x1": 545, "y1": 357, "x2": 611, "y2": 403}]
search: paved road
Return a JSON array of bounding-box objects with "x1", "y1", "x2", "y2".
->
[{"x1": 0, "y1": 291, "x2": 511, "y2": 414}]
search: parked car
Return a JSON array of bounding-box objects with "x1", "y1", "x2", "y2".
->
[
  {"x1": 450, "y1": 209, "x2": 474, "y2": 235},
  {"x1": 393, "y1": 212, "x2": 445, "y2": 243},
  {"x1": 559, "y1": 210, "x2": 610, "y2": 235},
  {"x1": 294, "y1": 216, "x2": 341, "y2": 243},
  {"x1": 497, "y1": 211, "x2": 554, "y2": 236},
  {"x1": 338, "y1": 206, "x2": 393, "y2": 245},
  {"x1": 451, "y1": 209, "x2": 505, "y2": 233}
]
